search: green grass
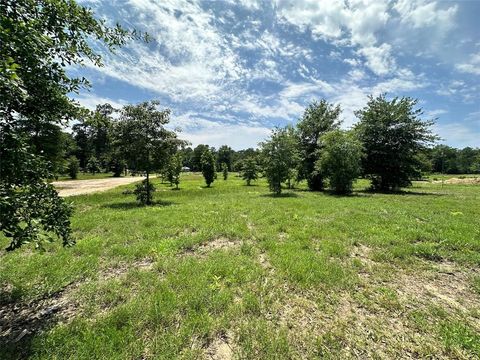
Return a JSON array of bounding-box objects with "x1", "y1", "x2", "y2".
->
[{"x1": 1, "y1": 174, "x2": 479, "y2": 359}]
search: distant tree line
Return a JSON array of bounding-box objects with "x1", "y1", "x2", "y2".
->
[{"x1": 424, "y1": 145, "x2": 480, "y2": 174}]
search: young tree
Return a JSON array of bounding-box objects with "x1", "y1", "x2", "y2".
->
[
  {"x1": 67, "y1": 156, "x2": 80, "y2": 179},
  {"x1": 316, "y1": 130, "x2": 363, "y2": 194},
  {"x1": 113, "y1": 101, "x2": 183, "y2": 205},
  {"x1": 86, "y1": 156, "x2": 101, "y2": 175},
  {"x1": 222, "y1": 162, "x2": 229, "y2": 180},
  {"x1": 168, "y1": 153, "x2": 183, "y2": 189},
  {"x1": 201, "y1": 149, "x2": 216, "y2": 187},
  {"x1": 261, "y1": 126, "x2": 300, "y2": 195},
  {"x1": 0, "y1": 0, "x2": 140, "y2": 249},
  {"x1": 355, "y1": 94, "x2": 438, "y2": 191},
  {"x1": 241, "y1": 157, "x2": 259, "y2": 185},
  {"x1": 297, "y1": 100, "x2": 341, "y2": 191}
]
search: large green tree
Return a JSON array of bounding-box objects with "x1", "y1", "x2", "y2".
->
[
  {"x1": 0, "y1": 0, "x2": 140, "y2": 249},
  {"x1": 355, "y1": 94, "x2": 438, "y2": 191},
  {"x1": 297, "y1": 100, "x2": 341, "y2": 191}
]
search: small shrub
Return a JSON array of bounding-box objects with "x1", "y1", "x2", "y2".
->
[{"x1": 133, "y1": 179, "x2": 155, "y2": 205}]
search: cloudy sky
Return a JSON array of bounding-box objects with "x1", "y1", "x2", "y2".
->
[{"x1": 74, "y1": 0, "x2": 480, "y2": 150}]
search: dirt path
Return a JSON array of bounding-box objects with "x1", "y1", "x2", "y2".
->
[{"x1": 52, "y1": 177, "x2": 145, "y2": 197}]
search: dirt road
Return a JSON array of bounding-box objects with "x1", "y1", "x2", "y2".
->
[{"x1": 52, "y1": 177, "x2": 145, "y2": 197}]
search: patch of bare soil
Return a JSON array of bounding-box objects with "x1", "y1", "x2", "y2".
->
[
  {"x1": 396, "y1": 261, "x2": 480, "y2": 319},
  {"x1": 433, "y1": 177, "x2": 480, "y2": 185},
  {"x1": 52, "y1": 177, "x2": 144, "y2": 197},
  {"x1": 182, "y1": 237, "x2": 241, "y2": 257},
  {"x1": 205, "y1": 331, "x2": 234, "y2": 360},
  {"x1": 273, "y1": 255, "x2": 479, "y2": 358},
  {"x1": 258, "y1": 252, "x2": 273, "y2": 271},
  {"x1": 99, "y1": 258, "x2": 155, "y2": 281}
]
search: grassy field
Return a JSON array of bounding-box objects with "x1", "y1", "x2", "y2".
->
[{"x1": 1, "y1": 174, "x2": 479, "y2": 359}]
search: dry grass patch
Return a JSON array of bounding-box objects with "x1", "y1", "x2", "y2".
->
[
  {"x1": 433, "y1": 177, "x2": 480, "y2": 185},
  {"x1": 205, "y1": 331, "x2": 235, "y2": 360},
  {"x1": 181, "y1": 237, "x2": 242, "y2": 257},
  {"x1": 98, "y1": 258, "x2": 155, "y2": 281}
]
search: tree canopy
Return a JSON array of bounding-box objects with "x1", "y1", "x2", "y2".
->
[
  {"x1": 297, "y1": 100, "x2": 341, "y2": 191},
  {"x1": 0, "y1": 0, "x2": 142, "y2": 249},
  {"x1": 355, "y1": 94, "x2": 438, "y2": 191}
]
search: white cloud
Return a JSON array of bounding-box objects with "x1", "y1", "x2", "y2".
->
[
  {"x1": 394, "y1": 0, "x2": 457, "y2": 30},
  {"x1": 75, "y1": 92, "x2": 129, "y2": 111},
  {"x1": 172, "y1": 112, "x2": 270, "y2": 149},
  {"x1": 357, "y1": 44, "x2": 396, "y2": 76},
  {"x1": 425, "y1": 109, "x2": 447, "y2": 118},
  {"x1": 83, "y1": 0, "x2": 246, "y2": 104},
  {"x1": 276, "y1": 0, "x2": 389, "y2": 47},
  {"x1": 456, "y1": 52, "x2": 480, "y2": 75}
]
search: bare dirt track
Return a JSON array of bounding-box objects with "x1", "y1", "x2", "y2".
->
[{"x1": 52, "y1": 177, "x2": 144, "y2": 197}]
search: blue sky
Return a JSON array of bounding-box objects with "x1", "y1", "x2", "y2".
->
[{"x1": 74, "y1": 0, "x2": 480, "y2": 150}]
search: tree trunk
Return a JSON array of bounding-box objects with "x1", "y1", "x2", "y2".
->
[{"x1": 146, "y1": 170, "x2": 151, "y2": 205}]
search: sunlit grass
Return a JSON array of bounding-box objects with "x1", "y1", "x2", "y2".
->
[{"x1": 1, "y1": 173, "x2": 479, "y2": 359}]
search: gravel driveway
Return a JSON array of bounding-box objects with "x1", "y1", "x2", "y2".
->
[{"x1": 52, "y1": 177, "x2": 145, "y2": 197}]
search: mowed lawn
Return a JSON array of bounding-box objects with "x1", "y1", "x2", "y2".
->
[{"x1": 1, "y1": 174, "x2": 479, "y2": 359}]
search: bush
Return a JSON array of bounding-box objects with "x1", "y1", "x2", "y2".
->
[
  {"x1": 316, "y1": 130, "x2": 363, "y2": 194},
  {"x1": 67, "y1": 156, "x2": 80, "y2": 179},
  {"x1": 133, "y1": 179, "x2": 155, "y2": 205}
]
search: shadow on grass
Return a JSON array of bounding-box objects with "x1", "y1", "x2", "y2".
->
[
  {"x1": 323, "y1": 190, "x2": 373, "y2": 198},
  {"x1": 102, "y1": 200, "x2": 175, "y2": 210},
  {"x1": 260, "y1": 192, "x2": 299, "y2": 198},
  {"x1": 0, "y1": 283, "x2": 75, "y2": 359},
  {"x1": 356, "y1": 189, "x2": 446, "y2": 197}
]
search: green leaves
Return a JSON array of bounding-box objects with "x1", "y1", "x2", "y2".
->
[
  {"x1": 354, "y1": 94, "x2": 438, "y2": 191},
  {"x1": 201, "y1": 149, "x2": 216, "y2": 187},
  {"x1": 316, "y1": 130, "x2": 363, "y2": 194},
  {"x1": 261, "y1": 126, "x2": 300, "y2": 195}
]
